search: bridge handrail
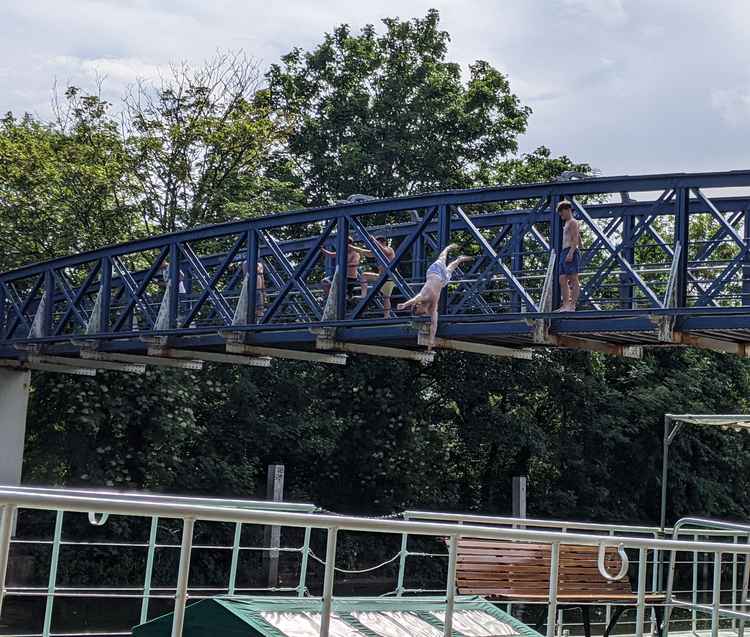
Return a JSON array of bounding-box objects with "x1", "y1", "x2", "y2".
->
[{"x1": 3, "y1": 488, "x2": 750, "y2": 637}]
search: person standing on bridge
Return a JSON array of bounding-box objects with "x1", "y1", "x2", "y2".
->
[
  {"x1": 321, "y1": 237, "x2": 370, "y2": 300},
  {"x1": 556, "y1": 200, "x2": 583, "y2": 312},
  {"x1": 361, "y1": 235, "x2": 396, "y2": 318},
  {"x1": 241, "y1": 260, "x2": 266, "y2": 318},
  {"x1": 397, "y1": 244, "x2": 472, "y2": 350}
]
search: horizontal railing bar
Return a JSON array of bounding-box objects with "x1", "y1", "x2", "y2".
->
[{"x1": 2, "y1": 489, "x2": 750, "y2": 554}]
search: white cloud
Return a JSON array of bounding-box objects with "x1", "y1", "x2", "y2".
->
[{"x1": 0, "y1": 0, "x2": 749, "y2": 175}]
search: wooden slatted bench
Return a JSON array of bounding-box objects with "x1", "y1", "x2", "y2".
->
[{"x1": 450, "y1": 538, "x2": 664, "y2": 637}]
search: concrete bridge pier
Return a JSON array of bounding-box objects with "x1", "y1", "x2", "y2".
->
[{"x1": 0, "y1": 369, "x2": 30, "y2": 496}]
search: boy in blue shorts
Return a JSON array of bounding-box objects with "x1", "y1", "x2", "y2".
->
[{"x1": 556, "y1": 200, "x2": 583, "y2": 312}]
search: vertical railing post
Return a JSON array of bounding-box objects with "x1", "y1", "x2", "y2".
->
[
  {"x1": 246, "y1": 229, "x2": 259, "y2": 324},
  {"x1": 297, "y1": 526, "x2": 311, "y2": 597},
  {"x1": 674, "y1": 188, "x2": 690, "y2": 308},
  {"x1": 0, "y1": 504, "x2": 17, "y2": 618},
  {"x1": 168, "y1": 242, "x2": 179, "y2": 329},
  {"x1": 711, "y1": 552, "x2": 722, "y2": 637},
  {"x1": 692, "y1": 536, "x2": 699, "y2": 633},
  {"x1": 170, "y1": 517, "x2": 195, "y2": 637},
  {"x1": 100, "y1": 256, "x2": 111, "y2": 333},
  {"x1": 549, "y1": 195, "x2": 562, "y2": 311},
  {"x1": 738, "y1": 541, "x2": 750, "y2": 637},
  {"x1": 743, "y1": 209, "x2": 750, "y2": 306},
  {"x1": 43, "y1": 269, "x2": 54, "y2": 337},
  {"x1": 228, "y1": 522, "x2": 242, "y2": 596},
  {"x1": 320, "y1": 527, "x2": 338, "y2": 637},
  {"x1": 620, "y1": 213, "x2": 635, "y2": 308},
  {"x1": 0, "y1": 281, "x2": 6, "y2": 341},
  {"x1": 635, "y1": 548, "x2": 647, "y2": 637},
  {"x1": 396, "y1": 531, "x2": 409, "y2": 596},
  {"x1": 733, "y1": 536, "x2": 739, "y2": 631},
  {"x1": 444, "y1": 534, "x2": 459, "y2": 637},
  {"x1": 42, "y1": 510, "x2": 63, "y2": 637},
  {"x1": 140, "y1": 516, "x2": 159, "y2": 624},
  {"x1": 546, "y1": 542, "x2": 561, "y2": 637},
  {"x1": 335, "y1": 218, "x2": 349, "y2": 321},
  {"x1": 511, "y1": 223, "x2": 523, "y2": 312},
  {"x1": 437, "y1": 204, "x2": 451, "y2": 316}
]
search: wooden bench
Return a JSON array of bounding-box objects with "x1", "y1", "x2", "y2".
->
[{"x1": 451, "y1": 538, "x2": 664, "y2": 637}]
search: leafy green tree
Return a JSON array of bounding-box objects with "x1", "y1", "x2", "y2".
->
[
  {"x1": 0, "y1": 90, "x2": 138, "y2": 270},
  {"x1": 124, "y1": 52, "x2": 303, "y2": 233},
  {"x1": 267, "y1": 10, "x2": 530, "y2": 203}
]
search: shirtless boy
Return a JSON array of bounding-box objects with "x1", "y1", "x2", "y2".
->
[
  {"x1": 321, "y1": 237, "x2": 370, "y2": 299},
  {"x1": 556, "y1": 200, "x2": 583, "y2": 312},
  {"x1": 361, "y1": 236, "x2": 396, "y2": 318}
]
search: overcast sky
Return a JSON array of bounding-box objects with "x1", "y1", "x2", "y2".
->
[{"x1": 2, "y1": 0, "x2": 749, "y2": 178}]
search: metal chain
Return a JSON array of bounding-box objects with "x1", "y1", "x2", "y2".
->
[{"x1": 307, "y1": 549, "x2": 401, "y2": 574}]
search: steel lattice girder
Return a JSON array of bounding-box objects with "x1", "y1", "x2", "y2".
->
[{"x1": 4, "y1": 170, "x2": 750, "y2": 362}]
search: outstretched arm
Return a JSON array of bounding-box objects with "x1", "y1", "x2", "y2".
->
[
  {"x1": 349, "y1": 245, "x2": 372, "y2": 256},
  {"x1": 436, "y1": 243, "x2": 459, "y2": 264},
  {"x1": 446, "y1": 255, "x2": 473, "y2": 274},
  {"x1": 321, "y1": 247, "x2": 336, "y2": 257}
]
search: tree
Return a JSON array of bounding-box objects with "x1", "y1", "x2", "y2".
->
[
  {"x1": 124, "y1": 51, "x2": 303, "y2": 233},
  {"x1": 0, "y1": 90, "x2": 137, "y2": 270},
  {"x1": 267, "y1": 9, "x2": 531, "y2": 204}
]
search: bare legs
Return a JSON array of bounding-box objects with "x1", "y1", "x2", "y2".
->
[{"x1": 557, "y1": 274, "x2": 580, "y2": 311}]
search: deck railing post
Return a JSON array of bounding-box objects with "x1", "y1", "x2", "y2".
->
[
  {"x1": 42, "y1": 510, "x2": 63, "y2": 637},
  {"x1": 546, "y1": 542, "x2": 561, "y2": 637},
  {"x1": 739, "y1": 544, "x2": 750, "y2": 637},
  {"x1": 140, "y1": 515, "x2": 159, "y2": 623},
  {"x1": 396, "y1": 531, "x2": 408, "y2": 596},
  {"x1": 297, "y1": 526, "x2": 311, "y2": 597},
  {"x1": 228, "y1": 521, "x2": 242, "y2": 596},
  {"x1": 712, "y1": 552, "x2": 722, "y2": 637},
  {"x1": 635, "y1": 547, "x2": 647, "y2": 637},
  {"x1": 170, "y1": 517, "x2": 195, "y2": 637},
  {"x1": 320, "y1": 527, "x2": 338, "y2": 637},
  {"x1": 444, "y1": 534, "x2": 459, "y2": 637}
]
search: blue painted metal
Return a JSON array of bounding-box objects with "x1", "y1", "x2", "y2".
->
[{"x1": 5, "y1": 170, "x2": 750, "y2": 359}]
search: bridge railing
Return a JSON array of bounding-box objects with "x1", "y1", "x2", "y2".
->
[
  {"x1": 2, "y1": 487, "x2": 750, "y2": 637},
  {"x1": 3, "y1": 172, "x2": 750, "y2": 350}
]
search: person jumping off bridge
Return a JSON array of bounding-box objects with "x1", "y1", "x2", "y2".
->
[
  {"x1": 556, "y1": 200, "x2": 583, "y2": 312},
  {"x1": 397, "y1": 244, "x2": 472, "y2": 350}
]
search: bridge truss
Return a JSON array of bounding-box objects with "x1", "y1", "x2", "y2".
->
[{"x1": 3, "y1": 170, "x2": 750, "y2": 371}]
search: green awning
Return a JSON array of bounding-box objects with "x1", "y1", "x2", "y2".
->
[{"x1": 132, "y1": 595, "x2": 542, "y2": 637}]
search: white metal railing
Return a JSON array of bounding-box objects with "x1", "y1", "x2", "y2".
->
[{"x1": 1, "y1": 488, "x2": 750, "y2": 637}]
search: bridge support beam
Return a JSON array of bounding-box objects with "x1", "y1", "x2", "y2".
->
[
  {"x1": 671, "y1": 332, "x2": 750, "y2": 357},
  {"x1": 418, "y1": 334, "x2": 533, "y2": 360},
  {"x1": 548, "y1": 335, "x2": 643, "y2": 359},
  {"x1": 225, "y1": 344, "x2": 347, "y2": 365},
  {"x1": 148, "y1": 347, "x2": 272, "y2": 367},
  {"x1": 317, "y1": 337, "x2": 434, "y2": 364},
  {"x1": 0, "y1": 369, "x2": 30, "y2": 490}
]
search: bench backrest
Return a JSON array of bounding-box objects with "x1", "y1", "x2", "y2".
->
[{"x1": 454, "y1": 538, "x2": 634, "y2": 599}]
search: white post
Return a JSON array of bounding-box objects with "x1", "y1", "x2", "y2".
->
[
  {"x1": 171, "y1": 517, "x2": 194, "y2": 637},
  {"x1": 0, "y1": 369, "x2": 30, "y2": 489},
  {"x1": 635, "y1": 548, "x2": 647, "y2": 637},
  {"x1": 320, "y1": 527, "x2": 338, "y2": 637},
  {"x1": 444, "y1": 534, "x2": 459, "y2": 637},
  {"x1": 546, "y1": 543, "x2": 561, "y2": 637},
  {"x1": 712, "y1": 552, "x2": 722, "y2": 637},
  {"x1": 0, "y1": 504, "x2": 17, "y2": 617},
  {"x1": 265, "y1": 464, "x2": 284, "y2": 588},
  {"x1": 512, "y1": 476, "x2": 527, "y2": 523}
]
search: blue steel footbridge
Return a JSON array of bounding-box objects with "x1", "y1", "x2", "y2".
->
[{"x1": 4, "y1": 169, "x2": 750, "y2": 372}]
